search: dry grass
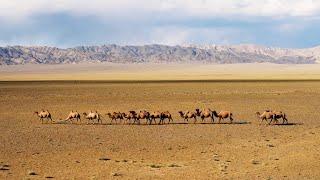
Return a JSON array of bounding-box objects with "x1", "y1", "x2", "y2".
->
[{"x1": 0, "y1": 81, "x2": 320, "y2": 179}]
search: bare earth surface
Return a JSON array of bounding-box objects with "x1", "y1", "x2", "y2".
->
[
  {"x1": 1, "y1": 63, "x2": 320, "y2": 80},
  {"x1": 0, "y1": 81, "x2": 320, "y2": 179}
]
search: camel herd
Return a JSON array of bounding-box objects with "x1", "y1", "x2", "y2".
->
[{"x1": 34, "y1": 109, "x2": 289, "y2": 125}]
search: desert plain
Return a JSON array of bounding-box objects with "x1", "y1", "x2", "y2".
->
[{"x1": 0, "y1": 63, "x2": 320, "y2": 179}]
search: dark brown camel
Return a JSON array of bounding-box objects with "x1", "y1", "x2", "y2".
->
[{"x1": 106, "y1": 112, "x2": 124, "y2": 124}]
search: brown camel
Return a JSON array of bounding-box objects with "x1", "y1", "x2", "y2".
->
[
  {"x1": 159, "y1": 111, "x2": 173, "y2": 124},
  {"x1": 137, "y1": 110, "x2": 150, "y2": 124},
  {"x1": 34, "y1": 110, "x2": 52, "y2": 123},
  {"x1": 212, "y1": 110, "x2": 233, "y2": 124},
  {"x1": 272, "y1": 111, "x2": 288, "y2": 124},
  {"x1": 83, "y1": 111, "x2": 102, "y2": 124},
  {"x1": 149, "y1": 111, "x2": 161, "y2": 125},
  {"x1": 106, "y1": 112, "x2": 124, "y2": 124},
  {"x1": 178, "y1": 111, "x2": 197, "y2": 123},
  {"x1": 256, "y1": 110, "x2": 288, "y2": 125},
  {"x1": 195, "y1": 108, "x2": 214, "y2": 123},
  {"x1": 62, "y1": 110, "x2": 81, "y2": 123},
  {"x1": 123, "y1": 111, "x2": 138, "y2": 124}
]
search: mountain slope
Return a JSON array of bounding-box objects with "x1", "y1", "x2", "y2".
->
[{"x1": 0, "y1": 44, "x2": 319, "y2": 65}]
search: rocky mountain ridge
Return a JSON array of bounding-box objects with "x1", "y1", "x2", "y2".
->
[{"x1": 0, "y1": 44, "x2": 319, "y2": 65}]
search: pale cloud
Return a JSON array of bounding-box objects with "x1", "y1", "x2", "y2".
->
[
  {"x1": 0, "y1": 0, "x2": 319, "y2": 48},
  {"x1": 1, "y1": 0, "x2": 320, "y2": 22}
]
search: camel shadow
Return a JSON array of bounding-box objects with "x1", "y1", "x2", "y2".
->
[{"x1": 272, "y1": 122, "x2": 303, "y2": 126}]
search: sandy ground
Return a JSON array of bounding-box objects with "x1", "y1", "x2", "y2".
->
[
  {"x1": 0, "y1": 81, "x2": 319, "y2": 179},
  {"x1": 1, "y1": 63, "x2": 320, "y2": 80}
]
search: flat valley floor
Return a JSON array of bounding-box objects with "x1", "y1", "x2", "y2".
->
[{"x1": 0, "y1": 81, "x2": 320, "y2": 179}]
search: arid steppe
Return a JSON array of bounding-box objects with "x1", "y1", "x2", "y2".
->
[{"x1": 0, "y1": 81, "x2": 320, "y2": 179}]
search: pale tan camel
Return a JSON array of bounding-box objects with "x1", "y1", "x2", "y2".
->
[
  {"x1": 195, "y1": 108, "x2": 214, "y2": 123},
  {"x1": 178, "y1": 111, "x2": 197, "y2": 123},
  {"x1": 256, "y1": 110, "x2": 288, "y2": 124},
  {"x1": 137, "y1": 110, "x2": 150, "y2": 124},
  {"x1": 213, "y1": 110, "x2": 233, "y2": 123},
  {"x1": 62, "y1": 110, "x2": 81, "y2": 123},
  {"x1": 83, "y1": 111, "x2": 102, "y2": 124},
  {"x1": 34, "y1": 110, "x2": 52, "y2": 123},
  {"x1": 159, "y1": 111, "x2": 173, "y2": 124},
  {"x1": 106, "y1": 112, "x2": 124, "y2": 124}
]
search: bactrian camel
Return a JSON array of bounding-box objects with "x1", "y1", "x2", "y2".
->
[
  {"x1": 123, "y1": 111, "x2": 138, "y2": 124},
  {"x1": 63, "y1": 110, "x2": 81, "y2": 123},
  {"x1": 212, "y1": 110, "x2": 233, "y2": 124},
  {"x1": 34, "y1": 110, "x2": 52, "y2": 123},
  {"x1": 159, "y1": 111, "x2": 173, "y2": 124},
  {"x1": 256, "y1": 110, "x2": 288, "y2": 125},
  {"x1": 106, "y1": 112, "x2": 124, "y2": 124},
  {"x1": 195, "y1": 108, "x2": 214, "y2": 123},
  {"x1": 178, "y1": 111, "x2": 197, "y2": 123},
  {"x1": 149, "y1": 111, "x2": 161, "y2": 125},
  {"x1": 83, "y1": 111, "x2": 102, "y2": 124},
  {"x1": 137, "y1": 110, "x2": 150, "y2": 124}
]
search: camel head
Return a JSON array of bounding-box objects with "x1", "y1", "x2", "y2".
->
[
  {"x1": 255, "y1": 112, "x2": 261, "y2": 115},
  {"x1": 34, "y1": 111, "x2": 39, "y2": 115},
  {"x1": 178, "y1": 111, "x2": 184, "y2": 117},
  {"x1": 83, "y1": 112, "x2": 88, "y2": 116}
]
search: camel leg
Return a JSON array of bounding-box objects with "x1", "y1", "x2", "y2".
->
[
  {"x1": 169, "y1": 117, "x2": 173, "y2": 124},
  {"x1": 229, "y1": 116, "x2": 233, "y2": 124},
  {"x1": 218, "y1": 117, "x2": 221, "y2": 124},
  {"x1": 194, "y1": 117, "x2": 197, "y2": 124}
]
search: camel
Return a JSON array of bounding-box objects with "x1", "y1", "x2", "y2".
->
[
  {"x1": 123, "y1": 111, "x2": 138, "y2": 124},
  {"x1": 34, "y1": 110, "x2": 52, "y2": 123},
  {"x1": 256, "y1": 110, "x2": 288, "y2": 125},
  {"x1": 106, "y1": 112, "x2": 124, "y2": 124},
  {"x1": 272, "y1": 111, "x2": 288, "y2": 124},
  {"x1": 178, "y1": 111, "x2": 197, "y2": 123},
  {"x1": 195, "y1": 108, "x2": 214, "y2": 123},
  {"x1": 82, "y1": 111, "x2": 102, "y2": 124},
  {"x1": 159, "y1": 111, "x2": 173, "y2": 124},
  {"x1": 137, "y1": 110, "x2": 150, "y2": 124},
  {"x1": 212, "y1": 111, "x2": 233, "y2": 124},
  {"x1": 62, "y1": 110, "x2": 81, "y2": 123},
  {"x1": 149, "y1": 111, "x2": 161, "y2": 125}
]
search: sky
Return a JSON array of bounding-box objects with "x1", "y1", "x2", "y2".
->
[{"x1": 0, "y1": 0, "x2": 320, "y2": 48}]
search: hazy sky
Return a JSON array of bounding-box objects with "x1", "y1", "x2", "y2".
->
[{"x1": 1, "y1": 0, "x2": 320, "y2": 48}]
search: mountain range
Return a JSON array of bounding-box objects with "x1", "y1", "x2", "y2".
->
[{"x1": 1, "y1": 44, "x2": 320, "y2": 65}]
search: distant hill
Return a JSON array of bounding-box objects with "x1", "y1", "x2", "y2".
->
[{"x1": 1, "y1": 44, "x2": 319, "y2": 65}]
